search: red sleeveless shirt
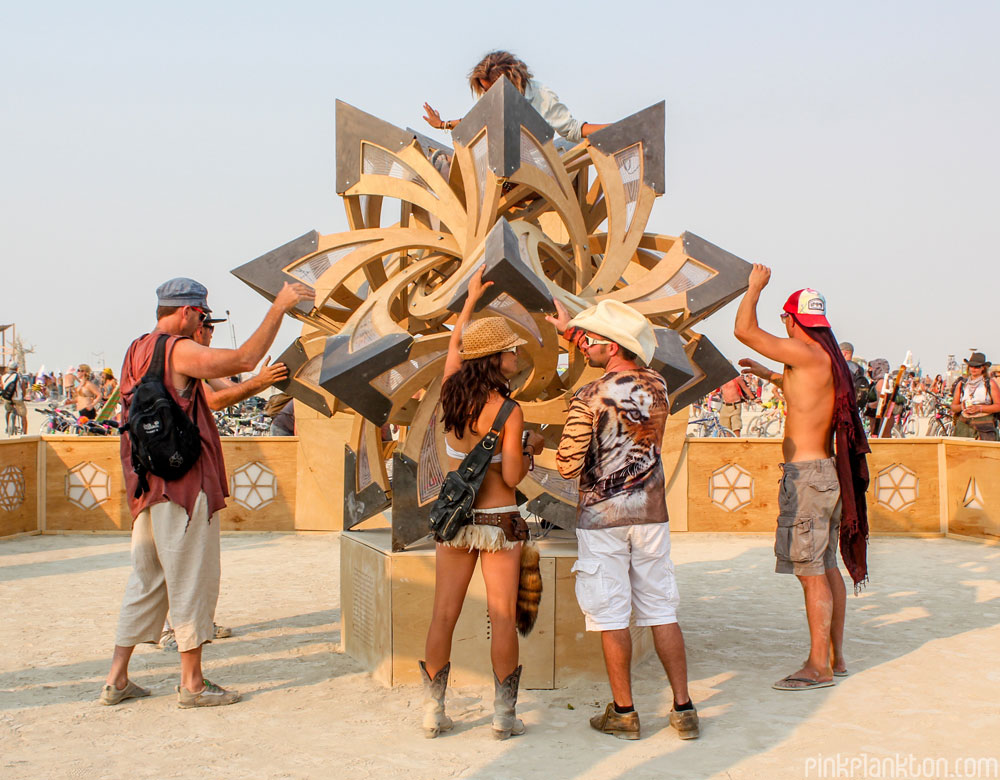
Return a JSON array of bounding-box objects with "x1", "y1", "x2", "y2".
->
[{"x1": 119, "y1": 331, "x2": 229, "y2": 521}]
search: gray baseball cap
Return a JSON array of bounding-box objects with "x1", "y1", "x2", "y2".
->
[{"x1": 156, "y1": 278, "x2": 211, "y2": 311}]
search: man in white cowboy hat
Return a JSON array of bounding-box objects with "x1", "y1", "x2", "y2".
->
[{"x1": 547, "y1": 299, "x2": 699, "y2": 741}]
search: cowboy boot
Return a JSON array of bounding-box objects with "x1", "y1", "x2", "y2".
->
[
  {"x1": 418, "y1": 660, "x2": 454, "y2": 738},
  {"x1": 492, "y1": 665, "x2": 526, "y2": 740}
]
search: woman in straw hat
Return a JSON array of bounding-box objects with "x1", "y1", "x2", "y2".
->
[{"x1": 420, "y1": 267, "x2": 545, "y2": 741}]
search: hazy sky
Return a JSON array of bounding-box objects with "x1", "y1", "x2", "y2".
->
[{"x1": 3, "y1": 1, "x2": 998, "y2": 377}]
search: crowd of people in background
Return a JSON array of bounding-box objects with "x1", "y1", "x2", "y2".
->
[
  {"x1": 6, "y1": 344, "x2": 999, "y2": 441},
  {"x1": 2, "y1": 345, "x2": 296, "y2": 438},
  {"x1": 696, "y1": 346, "x2": 1000, "y2": 442}
]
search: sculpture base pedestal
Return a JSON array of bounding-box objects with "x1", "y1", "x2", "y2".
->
[{"x1": 341, "y1": 529, "x2": 653, "y2": 688}]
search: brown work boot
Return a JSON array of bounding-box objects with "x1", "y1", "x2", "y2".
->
[
  {"x1": 99, "y1": 679, "x2": 151, "y2": 706},
  {"x1": 590, "y1": 703, "x2": 640, "y2": 740},
  {"x1": 669, "y1": 704, "x2": 700, "y2": 739}
]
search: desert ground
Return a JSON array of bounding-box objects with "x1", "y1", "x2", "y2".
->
[{"x1": 2, "y1": 531, "x2": 998, "y2": 780}]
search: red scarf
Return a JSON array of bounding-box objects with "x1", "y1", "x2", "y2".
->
[{"x1": 794, "y1": 316, "x2": 871, "y2": 590}]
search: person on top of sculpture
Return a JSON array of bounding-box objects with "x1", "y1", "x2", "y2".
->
[
  {"x1": 422, "y1": 50, "x2": 608, "y2": 142},
  {"x1": 100, "y1": 276, "x2": 312, "y2": 709},
  {"x1": 420, "y1": 266, "x2": 545, "y2": 741},
  {"x1": 735, "y1": 266, "x2": 870, "y2": 691},
  {"x1": 546, "y1": 299, "x2": 700, "y2": 742}
]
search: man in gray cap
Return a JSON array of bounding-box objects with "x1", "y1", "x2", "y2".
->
[{"x1": 100, "y1": 277, "x2": 312, "y2": 709}]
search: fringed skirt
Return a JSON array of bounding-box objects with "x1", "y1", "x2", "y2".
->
[{"x1": 441, "y1": 505, "x2": 529, "y2": 552}]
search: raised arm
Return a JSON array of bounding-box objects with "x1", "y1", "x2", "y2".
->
[
  {"x1": 443, "y1": 266, "x2": 492, "y2": 380},
  {"x1": 734, "y1": 264, "x2": 816, "y2": 368},
  {"x1": 203, "y1": 359, "x2": 289, "y2": 412},
  {"x1": 422, "y1": 103, "x2": 459, "y2": 132},
  {"x1": 739, "y1": 358, "x2": 784, "y2": 389},
  {"x1": 172, "y1": 283, "x2": 313, "y2": 381}
]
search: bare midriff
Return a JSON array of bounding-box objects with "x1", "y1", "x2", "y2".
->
[
  {"x1": 445, "y1": 395, "x2": 517, "y2": 511},
  {"x1": 781, "y1": 353, "x2": 836, "y2": 463}
]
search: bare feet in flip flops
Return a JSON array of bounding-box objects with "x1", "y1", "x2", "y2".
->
[{"x1": 773, "y1": 665, "x2": 834, "y2": 691}]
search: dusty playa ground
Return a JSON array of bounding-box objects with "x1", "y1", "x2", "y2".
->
[{"x1": 1, "y1": 531, "x2": 998, "y2": 780}]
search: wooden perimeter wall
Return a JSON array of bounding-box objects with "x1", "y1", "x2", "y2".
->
[
  {"x1": 2, "y1": 436, "x2": 301, "y2": 534},
  {"x1": 2, "y1": 436, "x2": 998, "y2": 540}
]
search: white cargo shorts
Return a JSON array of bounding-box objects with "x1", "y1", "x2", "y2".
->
[{"x1": 572, "y1": 523, "x2": 679, "y2": 632}]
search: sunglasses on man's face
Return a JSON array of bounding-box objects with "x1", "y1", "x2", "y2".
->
[
  {"x1": 582, "y1": 334, "x2": 612, "y2": 348},
  {"x1": 190, "y1": 306, "x2": 208, "y2": 323}
]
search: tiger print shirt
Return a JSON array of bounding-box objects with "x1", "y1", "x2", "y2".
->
[{"x1": 556, "y1": 368, "x2": 669, "y2": 530}]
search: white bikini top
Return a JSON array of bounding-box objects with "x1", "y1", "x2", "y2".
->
[{"x1": 445, "y1": 441, "x2": 503, "y2": 464}]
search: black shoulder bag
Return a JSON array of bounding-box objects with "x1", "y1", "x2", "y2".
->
[
  {"x1": 429, "y1": 398, "x2": 516, "y2": 542},
  {"x1": 125, "y1": 333, "x2": 202, "y2": 498}
]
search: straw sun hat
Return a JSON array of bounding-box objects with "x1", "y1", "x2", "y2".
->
[{"x1": 459, "y1": 317, "x2": 527, "y2": 359}]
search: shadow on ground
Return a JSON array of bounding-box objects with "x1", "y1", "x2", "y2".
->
[{"x1": 460, "y1": 536, "x2": 1000, "y2": 780}]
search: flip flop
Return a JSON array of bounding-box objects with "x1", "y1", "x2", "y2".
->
[
  {"x1": 772, "y1": 676, "x2": 835, "y2": 691},
  {"x1": 833, "y1": 670, "x2": 849, "y2": 678}
]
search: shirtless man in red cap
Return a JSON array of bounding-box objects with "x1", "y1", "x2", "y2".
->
[{"x1": 734, "y1": 264, "x2": 870, "y2": 691}]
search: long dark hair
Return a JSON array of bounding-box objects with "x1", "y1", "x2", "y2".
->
[{"x1": 442, "y1": 353, "x2": 511, "y2": 439}]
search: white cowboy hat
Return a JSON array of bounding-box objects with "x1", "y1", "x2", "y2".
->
[{"x1": 568, "y1": 300, "x2": 656, "y2": 365}]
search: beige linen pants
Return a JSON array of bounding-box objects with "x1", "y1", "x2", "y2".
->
[{"x1": 115, "y1": 492, "x2": 220, "y2": 652}]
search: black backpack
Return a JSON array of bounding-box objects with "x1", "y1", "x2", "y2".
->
[
  {"x1": 125, "y1": 334, "x2": 202, "y2": 498},
  {"x1": 848, "y1": 362, "x2": 870, "y2": 410},
  {"x1": 1, "y1": 373, "x2": 17, "y2": 401}
]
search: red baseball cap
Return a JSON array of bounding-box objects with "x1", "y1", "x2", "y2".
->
[{"x1": 783, "y1": 288, "x2": 830, "y2": 327}]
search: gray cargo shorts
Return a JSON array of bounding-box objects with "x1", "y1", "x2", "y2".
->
[{"x1": 775, "y1": 458, "x2": 842, "y2": 576}]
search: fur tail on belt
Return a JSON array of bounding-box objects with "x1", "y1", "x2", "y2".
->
[{"x1": 516, "y1": 540, "x2": 543, "y2": 636}]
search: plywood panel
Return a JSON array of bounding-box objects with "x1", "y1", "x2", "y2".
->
[
  {"x1": 219, "y1": 438, "x2": 297, "y2": 531},
  {"x1": 294, "y1": 408, "x2": 355, "y2": 531},
  {"x1": 390, "y1": 545, "x2": 556, "y2": 689},
  {"x1": 686, "y1": 439, "x2": 784, "y2": 532},
  {"x1": 341, "y1": 533, "x2": 392, "y2": 684},
  {"x1": 944, "y1": 440, "x2": 1000, "y2": 539},
  {"x1": 0, "y1": 438, "x2": 40, "y2": 537},
  {"x1": 553, "y1": 556, "x2": 653, "y2": 686},
  {"x1": 866, "y1": 441, "x2": 940, "y2": 534},
  {"x1": 44, "y1": 436, "x2": 300, "y2": 533},
  {"x1": 44, "y1": 437, "x2": 130, "y2": 532},
  {"x1": 665, "y1": 441, "x2": 689, "y2": 531}
]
